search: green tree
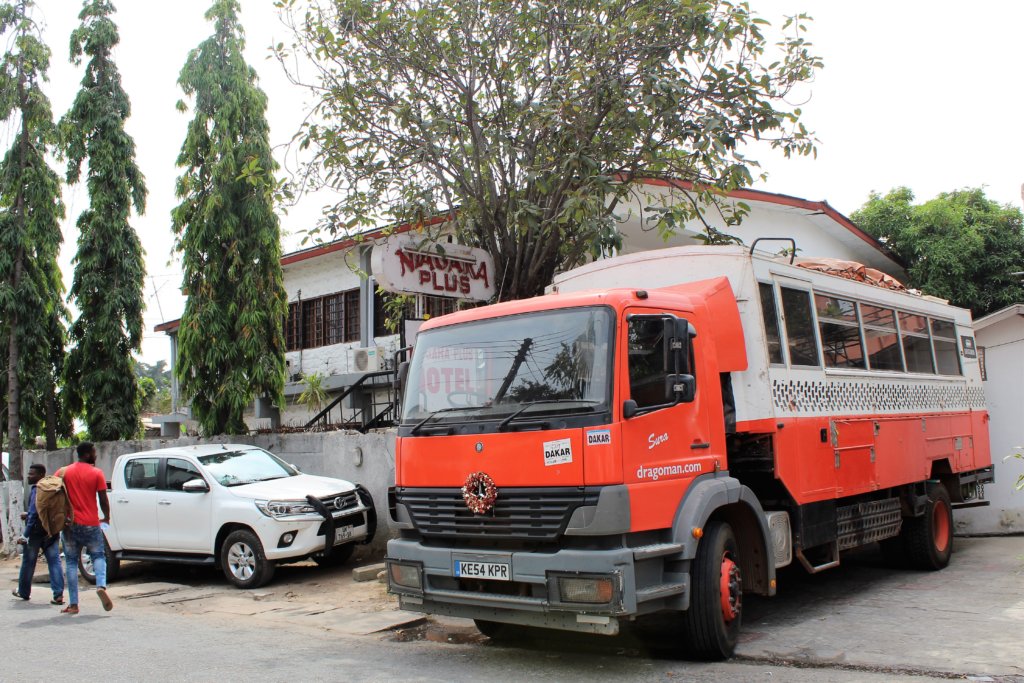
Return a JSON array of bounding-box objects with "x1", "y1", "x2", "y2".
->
[
  {"x1": 0, "y1": 0, "x2": 66, "y2": 479},
  {"x1": 278, "y1": 0, "x2": 821, "y2": 300},
  {"x1": 852, "y1": 187, "x2": 1024, "y2": 317},
  {"x1": 172, "y1": 0, "x2": 287, "y2": 435},
  {"x1": 60, "y1": 0, "x2": 148, "y2": 442}
]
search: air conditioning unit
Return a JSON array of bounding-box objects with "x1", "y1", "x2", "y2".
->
[{"x1": 350, "y1": 346, "x2": 384, "y2": 373}]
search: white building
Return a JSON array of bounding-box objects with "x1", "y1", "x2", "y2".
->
[{"x1": 958, "y1": 304, "x2": 1024, "y2": 534}]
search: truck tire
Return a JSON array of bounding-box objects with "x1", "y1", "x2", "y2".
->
[
  {"x1": 904, "y1": 482, "x2": 953, "y2": 571},
  {"x1": 221, "y1": 529, "x2": 275, "y2": 589},
  {"x1": 312, "y1": 542, "x2": 356, "y2": 567},
  {"x1": 77, "y1": 539, "x2": 120, "y2": 585},
  {"x1": 681, "y1": 520, "x2": 742, "y2": 660}
]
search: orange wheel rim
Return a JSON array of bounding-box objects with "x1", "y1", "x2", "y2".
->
[
  {"x1": 932, "y1": 499, "x2": 951, "y2": 552},
  {"x1": 719, "y1": 555, "x2": 741, "y2": 623}
]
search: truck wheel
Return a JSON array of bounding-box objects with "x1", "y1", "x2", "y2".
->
[
  {"x1": 221, "y1": 530, "x2": 275, "y2": 589},
  {"x1": 312, "y1": 542, "x2": 355, "y2": 567},
  {"x1": 78, "y1": 539, "x2": 120, "y2": 585},
  {"x1": 681, "y1": 520, "x2": 742, "y2": 660},
  {"x1": 904, "y1": 483, "x2": 953, "y2": 570}
]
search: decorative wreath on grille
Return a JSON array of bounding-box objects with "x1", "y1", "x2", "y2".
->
[{"x1": 462, "y1": 471, "x2": 498, "y2": 515}]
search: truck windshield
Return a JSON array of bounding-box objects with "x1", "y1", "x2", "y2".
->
[
  {"x1": 401, "y1": 306, "x2": 613, "y2": 423},
  {"x1": 197, "y1": 447, "x2": 298, "y2": 487}
]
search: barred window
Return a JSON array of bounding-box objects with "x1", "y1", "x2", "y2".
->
[
  {"x1": 423, "y1": 295, "x2": 457, "y2": 319},
  {"x1": 324, "y1": 294, "x2": 345, "y2": 346},
  {"x1": 287, "y1": 288, "x2": 360, "y2": 351},
  {"x1": 344, "y1": 290, "x2": 361, "y2": 342},
  {"x1": 302, "y1": 299, "x2": 323, "y2": 348},
  {"x1": 285, "y1": 302, "x2": 301, "y2": 351}
]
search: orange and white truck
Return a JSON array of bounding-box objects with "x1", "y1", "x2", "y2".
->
[{"x1": 385, "y1": 244, "x2": 993, "y2": 659}]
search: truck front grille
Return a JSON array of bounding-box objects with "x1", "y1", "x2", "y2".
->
[{"x1": 396, "y1": 487, "x2": 600, "y2": 543}]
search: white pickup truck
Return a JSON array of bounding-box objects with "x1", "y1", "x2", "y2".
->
[{"x1": 79, "y1": 443, "x2": 376, "y2": 588}]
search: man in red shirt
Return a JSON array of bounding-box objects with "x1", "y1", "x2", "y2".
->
[{"x1": 60, "y1": 442, "x2": 113, "y2": 614}]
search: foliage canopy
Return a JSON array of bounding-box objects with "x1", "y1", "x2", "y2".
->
[
  {"x1": 0, "y1": 0, "x2": 67, "y2": 472},
  {"x1": 61, "y1": 0, "x2": 149, "y2": 442},
  {"x1": 278, "y1": 0, "x2": 821, "y2": 300},
  {"x1": 172, "y1": 0, "x2": 287, "y2": 435},
  {"x1": 852, "y1": 187, "x2": 1024, "y2": 318}
]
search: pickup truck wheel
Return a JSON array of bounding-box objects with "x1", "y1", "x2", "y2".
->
[
  {"x1": 221, "y1": 530, "x2": 275, "y2": 589},
  {"x1": 77, "y1": 539, "x2": 119, "y2": 585},
  {"x1": 312, "y1": 542, "x2": 355, "y2": 567},
  {"x1": 903, "y1": 483, "x2": 953, "y2": 571},
  {"x1": 680, "y1": 520, "x2": 741, "y2": 660}
]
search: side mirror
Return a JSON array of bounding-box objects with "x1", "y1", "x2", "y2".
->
[
  {"x1": 669, "y1": 318, "x2": 695, "y2": 374},
  {"x1": 290, "y1": 463, "x2": 301, "y2": 473},
  {"x1": 665, "y1": 374, "x2": 696, "y2": 403},
  {"x1": 395, "y1": 360, "x2": 410, "y2": 393},
  {"x1": 182, "y1": 478, "x2": 210, "y2": 494},
  {"x1": 623, "y1": 399, "x2": 639, "y2": 419}
]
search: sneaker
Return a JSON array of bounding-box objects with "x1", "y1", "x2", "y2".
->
[
  {"x1": 97, "y1": 587, "x2": 113, "y2": 612},
  {"x1": 61, "y1": 604, "x2": 79, "y2": 615}
]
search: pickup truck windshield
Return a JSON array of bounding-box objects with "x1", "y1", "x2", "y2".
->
[
  {"x1": 198, "y1": 448, "x2": 298, "y2": 487},
  {"x1": 401, "y1": 306, "x2": 613, "y2": 423}
]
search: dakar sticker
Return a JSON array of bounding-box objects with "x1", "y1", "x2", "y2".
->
[
  {"x1": 543, "y1": 438, "x2": 573, "y2": 466},
  {"x1": 586, "y1": 429, "x2": 611, "y2": 446}
]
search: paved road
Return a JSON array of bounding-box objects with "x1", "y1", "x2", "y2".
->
[{"x1": 3, "y1": 536, "x2": 1023, "y2": 682}]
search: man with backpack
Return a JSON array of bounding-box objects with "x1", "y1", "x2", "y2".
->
[
  {"x1": 60, "y1": 442, "x2": 113, "y2": 615},
  {"x1": 11, "y1": 464, "x2": 65, "y2": 604}
]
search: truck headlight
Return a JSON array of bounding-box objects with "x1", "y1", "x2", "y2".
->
[
  {"x1": 387, "y1": 561, "x2": 423, "y2": 591},
  {"x1": 256, "y1": 499, "x2": 318, "y2": 518},
  {"x1": 553, "y1": 574, "x2": 615, "y2": 604}
]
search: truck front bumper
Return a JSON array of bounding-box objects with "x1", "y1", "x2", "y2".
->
[{"x1": 386, "y1": 538, "x2": 678, "y2": 635}]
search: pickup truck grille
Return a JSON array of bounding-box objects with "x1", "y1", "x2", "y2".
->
[
  {"x1": 319, "y1": 491, "x2": 360, "y2": 513},
  {"x1": 396, "y1": 487, "x2": 600, "y2": 542}
]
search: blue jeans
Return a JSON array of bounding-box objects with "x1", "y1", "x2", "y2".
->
[
  {"x1": 62, "y1": 524, "x2": 106, "y2": 606},
  {"x1": 17, "y1": 532, "x2": 64, "y2": 600}
]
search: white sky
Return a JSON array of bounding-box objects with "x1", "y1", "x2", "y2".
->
[{"x1": 25, "y1": 0, "x2": 1024, "y2": 367}]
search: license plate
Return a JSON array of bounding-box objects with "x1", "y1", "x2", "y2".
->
[
  {"x1": 454, "y1": 560, "x2": 510, "y2": 581},
  {"x1": 334, "y1": 525, "x2": 353, "y2": 544}
]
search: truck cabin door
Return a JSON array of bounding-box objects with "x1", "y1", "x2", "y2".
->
[{"x1": 620, "y1": 312, "x2": 711, "y2": 487}]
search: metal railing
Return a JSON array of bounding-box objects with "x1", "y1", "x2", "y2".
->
[{"x1": 304, "y1": 370, "x2": 396, "y2": 432}]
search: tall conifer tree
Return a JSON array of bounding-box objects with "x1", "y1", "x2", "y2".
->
[
  {"x1": 0, "y1": 0, "x2": 65, "y2": 549},
  {"x1": 172, "y1": 0, "x2": 286, "y2": 435},
  {"x1": 61, "y1": 0, "x2": 148, "y2": 441}
]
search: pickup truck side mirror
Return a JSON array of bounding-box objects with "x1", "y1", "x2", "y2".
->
[{"x1": 182, "y1": 478, "x2": 210, "y2": 493}]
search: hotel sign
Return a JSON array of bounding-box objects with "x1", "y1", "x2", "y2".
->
[{"x1": 371, "y1": 237, "x2": 495, "y2": 301}]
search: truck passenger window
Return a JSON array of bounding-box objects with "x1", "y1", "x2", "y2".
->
[
  {"x1": 931, "y1": 319, "x2": 961, "y2": 376},
  {"x1": 165, "y1": 458, "x2": 204, "y2": 491},
  {"x1": 628, "y1": 317, "x2": 669, "y2": 409},
  {"x1": 758, "y1": 283, "x2": 784, "y2": 365},
  {"x1": 899, "y1": 313, "x2": 935, "y2": 374},
  {"x1": 780, "y1": 287, "x2": 820, "y2": 367},
  {"x1": 860, "y1": 304, "x2": 904, "y2": 371},
  {"x1": 125, "y1": 458, "x2": 159, "y2": 490},
  {"x1": 815, "y1": 294, "x2": 865, "y2": 369}
]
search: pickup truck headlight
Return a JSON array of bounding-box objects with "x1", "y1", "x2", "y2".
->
[{"x1": 256, "y1": 499, "x2": 319, "y2": 519}]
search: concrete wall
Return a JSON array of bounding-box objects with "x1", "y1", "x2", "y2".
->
[{"x1": 25, "y1": 429, "x2": 398, "y2": 559}]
